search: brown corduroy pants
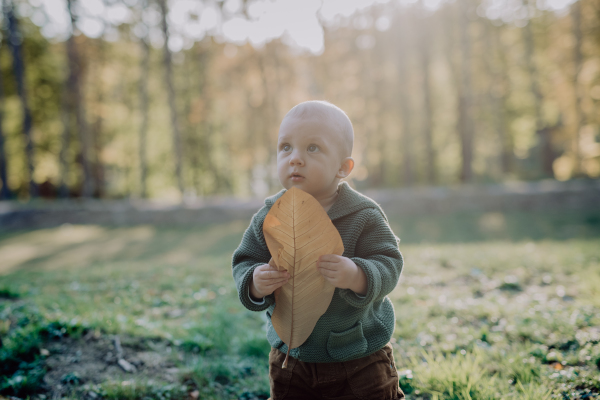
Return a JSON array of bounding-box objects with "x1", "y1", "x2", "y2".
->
[{"x1": 268, "y1": 343, "x2": 405, "y2": 400}]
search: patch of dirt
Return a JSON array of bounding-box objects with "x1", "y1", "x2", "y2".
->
[{"x1": 41, "y1": 332, "x2": 180, "y2": 398}]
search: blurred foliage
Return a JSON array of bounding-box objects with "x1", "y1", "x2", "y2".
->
[{"x1": 0, "y1": 0, "x2": 598, "y2": 200}]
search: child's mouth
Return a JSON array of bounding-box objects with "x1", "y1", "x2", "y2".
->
[{"x1": 290, "y1": 173, "x2": 305, "y2": 182}]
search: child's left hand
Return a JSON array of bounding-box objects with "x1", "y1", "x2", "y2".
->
[{"x1": 317, "y1": 254, "x2": 367, "y2": 295}]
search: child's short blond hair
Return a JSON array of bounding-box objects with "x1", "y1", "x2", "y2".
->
[{"x1": 283, "y1": 100, "x2": 354, "y2": 159}]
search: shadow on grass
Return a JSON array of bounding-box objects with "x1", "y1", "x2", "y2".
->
[
  {"x1": 0, "y1": 221, "x2": 247, "y2": 274},
  {"x1": 1, "y1": 210, "x2": 599, "y2": 275}
]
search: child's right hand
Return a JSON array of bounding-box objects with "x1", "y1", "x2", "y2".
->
[{"x1": 250, "y1": 261, "x2": 290, "y2": 300}]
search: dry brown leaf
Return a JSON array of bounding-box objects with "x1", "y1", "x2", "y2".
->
[
  {"x1": 552, "y1": 362, "x2": 564, "y2": 370},
  {"x1": 263, "y1": 187, "x2": 344, "y2": 366}
]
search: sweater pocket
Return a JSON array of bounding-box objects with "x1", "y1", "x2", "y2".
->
[{"x1": 326, "y1": 321, "x2": 368, "y2": 361}]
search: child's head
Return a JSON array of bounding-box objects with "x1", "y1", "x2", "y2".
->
[{"x1": 277, "y1": 101, "x2": 354, "y2": 200}]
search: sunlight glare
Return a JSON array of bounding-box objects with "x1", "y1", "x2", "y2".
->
[
  {"x1": 286, "y1": 16, "x2": 324, "y2": 54},
  {"x1": 168, "y1": 34, "x2": 185, "y2": 52},
  {"x1": 423, "y1": 0, "x2": 445, "y2": 11},
  {"x1": 80, "y1": 0, "x2": 105, "y2": 17},
  {"x1": 169, "y1": 0, "x2": 202, "y2": 26},
  {"x1": 77, "y1": 17, "x2": 104, "y2": 38},
  {"x1": 183, "y1": 20, "x2": 205, "y2": 40},
  {"x1": 541, "y1": 0, "x2": 576, "y2": 11},
  {"x1": 105, "y1": 3, "x2": 131, "y2": 25},
  {"x1": 224, "y1": 0, "x2": 243, "y2": 15},
  {"x1": 320, "y1": 0, "x2": 377, "y2": 20},
  {"x1": 222, "y1": 16, "x2": 251, "y2": 44},
  {"x1": 29, "y1": 0, "x2": 577, "y2": 52},
  {"x1": 199, "y1": 5, "x2": 220, "y2": 32},
  {"x1": 40, "y1": 0, "x2": 70, "y2": 39},
  {"x1": 375, "y1": 15, "x2": 391, "y2": 31}
]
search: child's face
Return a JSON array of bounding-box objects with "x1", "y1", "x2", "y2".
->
[{"x1": 276, "y1": 115, "x2": 348, "y2": 200}]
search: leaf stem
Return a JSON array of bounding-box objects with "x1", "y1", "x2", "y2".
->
[
  {"x1": 282, "y1": 348, "x2": 290, "y2": 368},
  {"x1": 285, "y1": 190, "x2": 296, "y2": 367}
]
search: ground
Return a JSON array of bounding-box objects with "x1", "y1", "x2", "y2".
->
[{"x1": 1, "y1": 209, "x2": 599, "y2": 399}]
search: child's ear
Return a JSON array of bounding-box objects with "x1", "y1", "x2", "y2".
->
[{"x1": 337, "y1": 157, "x2": 355, "y2": 178}]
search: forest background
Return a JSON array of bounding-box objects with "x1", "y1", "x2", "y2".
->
[{"x1": 1, "y1": 0, "x2": 599, "y2": 202}]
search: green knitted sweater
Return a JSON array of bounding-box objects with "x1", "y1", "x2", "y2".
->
[{"x1": 232, "y1": 181, "x2": 403, "y2": 363}]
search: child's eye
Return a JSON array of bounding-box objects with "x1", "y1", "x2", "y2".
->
[
  {"x1": 281, "y1": 144, "x2": 291, "y2": 152},
  {"x1": 308, "y1": 145, "x2": 318, "y2": 152}
]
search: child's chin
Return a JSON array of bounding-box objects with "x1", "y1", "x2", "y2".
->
[{"x1": 288, "y1": 182, "x2": 311, "y2": 192}]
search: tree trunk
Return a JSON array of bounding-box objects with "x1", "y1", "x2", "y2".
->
[
  {"x1": 457, "y1": 0, "x2": 474, "y2": 183},
  {"x1": 158, "y1": 0, "x2": 184, "y2": 197},
  {"x1": 485, "y1": 21, "x2": 513, "y2": 177},
  {"x1": 523, "y1": 19, "x2": 543, "y2": 131},
  {"x1": 397, "y1": 14, "x2": 414, "y2": 186},
  {"x1": 4, "y1": 0, "x2": 37, "y2": 197},
  {"x1": 571, "y1": 0, "x2": 584, "y2": 175},
  {"x1": 257, "y1": 52, "x2": 278, "y2": 192},
  {"x1": 0, "y1": 52, "x2": 11, "y2": 200},
  {"x1": 138, "y1": 37, "x2": 150, "y2": 198},
  {"x1": 418, "y1": 14, "x2": 436, "y2": 185},
  {"x1": 196, "y1": 42, "x2": 211, "y2": 195},
  {"x1": 195, "y1": 42, "x2": 225, "y2": 195},
  {"x1": 442, "y1": 6, "x2": 460, "y2": 182},
  {"x1": 66, "y1": 0, "x2": 94, "y2": 197},
  {"x1": 58, "y1": 84, "x2": 72, "y2": 198},
  {"x1": 182, "y1": 48, "x2": 196, "y2": 196},
  {"x1": 522, "y1": 8, "x2": 553, "y2": 177},
  {"x1": 92, "y1": 39, "x2": 106, "y2": 197},
  {"x1": 58, "y1": 46, "x2": 75, "y2": 199},
  {"x1": 493, "y1": 25, "x2": 512, "y2": 176}
]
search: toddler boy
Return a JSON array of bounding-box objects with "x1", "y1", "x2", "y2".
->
[{"x1": 232, "y1": 101, "x2": 404, "y2": 400}]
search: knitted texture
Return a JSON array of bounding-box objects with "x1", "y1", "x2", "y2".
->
[{"x1": 232, "y1": 181, "x2": 404, "y2": 363}]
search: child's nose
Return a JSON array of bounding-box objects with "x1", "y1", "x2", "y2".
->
[{"x1": 289, "y1": 151, "x2": 304, "y2": 166}]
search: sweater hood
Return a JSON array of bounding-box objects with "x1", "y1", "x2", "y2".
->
[{"x1": 264, "y1": 181, "x2": 387, "y2": 221}]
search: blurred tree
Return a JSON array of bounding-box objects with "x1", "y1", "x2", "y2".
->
[
  {"x1": 522, "y1": 2, "x2": 553, "y2": 178},
  {"x1": 457, "y1": 0, "x2": 475, "y2": 183},
  {"x1": 91, "y1": 39, "x2": 106, "y2": 198},
  {"x1": 397, "y1": 13, "x2": 415, "y2": 186},
  {"x1": 193, "y1": 41, "x2": 216, "y2": 195},
  {"x1": 0, "y1": 0, "x2": 597, "y2": 199},
  {"x1": 486, "y1": 21, "x2": 513, "y2": 176},
  {"x1": 3, "y1": 0, "x2": 36, "y2": 197},
  {"x1": 58, "y1": 60, "x2": 72, "y2": 198},
  {"x1": 138, "y1": 36, "x2": 150, "y2": 198},
  {"x1": 0, "y1": 45, "x2": 10, "y2": 199},
  {"x1": 63, "y1": 0, "x2": 94, "y2": 198},
  {"x1": 571, "y1": 0, "x2": 584, "y2": 174},
  {"x1": 158, "y1": 0, "x2": 184, "y2": 197},
  {"x1": 417, "y1": 9, "x2": 437, "y2": 184}
]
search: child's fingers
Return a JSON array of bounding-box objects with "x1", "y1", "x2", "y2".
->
[
  {"x1": 259, "y1": 276, "x2": 288, "y2": 287},
  {"x1": 317, "y1": 261, "x2": 338, "y2": 270},
  {"x1": 258, "y1": 262, "x2": 287, "y2": 271},
  {"x1": 265, "y1": 278, "x2": 288, "y2": 289},
  {"x1": 258, "y1": 269, "x2": 289, "y2": 280},
  {"x1": 257, "y1": 263, "x2": 283, "y2": 273},
  {"x1": 259, "y1": 278, "x2": 288, "y2": 293},
  {"x1": 319, "y1": 254, "x2": 341, "y2": 263},
  {"x1": 318, "y1": 267, "x2": 336, "y2": 278}
]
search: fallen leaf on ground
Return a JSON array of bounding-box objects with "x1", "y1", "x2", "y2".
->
[{"x1": 552, "y1": 362, "x2": 563, "y2": 370}]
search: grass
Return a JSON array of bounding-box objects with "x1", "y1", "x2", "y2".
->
[{"x1": 0, "y1": 209, "x2": 599, "y2": 399}]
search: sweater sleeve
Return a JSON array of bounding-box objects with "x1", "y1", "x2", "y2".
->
[
  {"x1": 339, "y1": 208, "x2": 403, "y2": 308},
  {"x1": 232, "y1": 208, "x2": 275, "y2": 311}
]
